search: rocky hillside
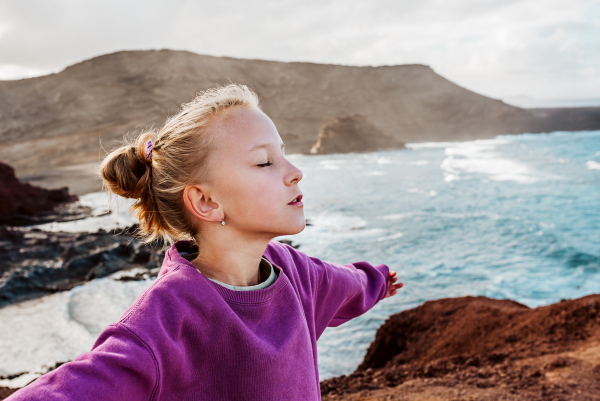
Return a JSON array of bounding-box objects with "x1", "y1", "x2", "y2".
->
[{"x1": 0, "y1": 50, "x2": 599, "y2": 184}]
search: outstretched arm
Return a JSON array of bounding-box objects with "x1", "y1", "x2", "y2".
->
[
  {"x1": 309, "y1": 256, "x2": 398, "y2": 338},
  {"x1": 6, "y1": 323, "x2": 158, "y2": 401}
]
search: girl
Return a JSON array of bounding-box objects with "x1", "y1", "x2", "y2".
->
[{"x1": 7, "y1": 84, "x2": 403, "y2": 401}]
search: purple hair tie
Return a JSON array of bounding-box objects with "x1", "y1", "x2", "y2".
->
[{"x1": 145, "y1": 139, "x2": 154, "y2": 161}]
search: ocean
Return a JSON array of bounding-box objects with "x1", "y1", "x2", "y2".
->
[{"x1": 1, "y1": 130, "x2": 599, "y2": 386}]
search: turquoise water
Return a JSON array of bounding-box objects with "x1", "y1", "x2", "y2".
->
[
  {"x1": 3, "y1": 131, "x2": 599, "y2": 383},
  {"x1": 278, "y1": 131, "x2": 600, "y2": 379}
]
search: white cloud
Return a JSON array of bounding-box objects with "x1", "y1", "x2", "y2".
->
[{"x1": 0, "y1": 0, "x2": 599, "y2": 101}]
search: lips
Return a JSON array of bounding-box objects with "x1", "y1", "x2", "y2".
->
[{"x1": 288, "y1": 194, "x2": 303, "y2": 205}]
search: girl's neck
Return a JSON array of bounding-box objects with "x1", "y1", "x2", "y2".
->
[{"x1": 190, "y1": 236, "x2": 271, "y2": 287}]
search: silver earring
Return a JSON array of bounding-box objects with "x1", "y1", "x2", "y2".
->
[{"x1": 221, "y1": 217, "x2": 225, "y2": 226}]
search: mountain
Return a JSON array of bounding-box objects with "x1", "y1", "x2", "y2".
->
[{"x1": 0, "y1": 49, "x2": 598, "y2": 193}]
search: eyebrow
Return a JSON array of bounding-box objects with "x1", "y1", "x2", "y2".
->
[{"x1": 249, "y1": 143, "x2": 285, "y2": 152}]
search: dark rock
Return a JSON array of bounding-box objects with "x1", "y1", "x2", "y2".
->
[
  {"x1": 277, "y1": 239, "x2": 300, "y2": 249},
  {"x1": 0, "y1": 225, "x2": 165, "y2": 308},
  {"x1": 0, "y1": 161, "x2": 93, "y2": 226}
]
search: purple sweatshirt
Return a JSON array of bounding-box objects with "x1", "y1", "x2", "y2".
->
[{"x1": 8, "y1": 240, "x2": 390, "y2": 400}]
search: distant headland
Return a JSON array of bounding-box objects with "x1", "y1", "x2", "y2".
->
[{"x1": 0, "y1": 49, "x2": 598, "y2": 195}]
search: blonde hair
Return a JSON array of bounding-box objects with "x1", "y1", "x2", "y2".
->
[{"x1": 99, "y1": 83, "x2": 261, "y2": 248}]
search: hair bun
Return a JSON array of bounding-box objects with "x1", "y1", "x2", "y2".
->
[{"x1": 100, "y1": 131, "x2": 156, "y2": 199}]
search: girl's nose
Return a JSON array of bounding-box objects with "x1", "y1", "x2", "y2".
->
[{"x1": 286, "y1": 160, "x2": 303, "y2": 185}]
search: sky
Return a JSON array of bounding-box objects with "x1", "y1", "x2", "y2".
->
[{"x1": 1, "y1": 0, "x2": 599, "y2": 107}]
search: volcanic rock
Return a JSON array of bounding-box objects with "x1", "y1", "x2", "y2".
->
[
  {"x1": 0, "y1": 162, "x2": 89, "y2": 226},
  {"x1": 310, "y1": 114, "x2": 405, "y2": 155},
  {"x1": 321, "y1": 295, "x2": 600, "y2": 400},
  {"x1": 0, "y1": 224, "x2": 165, "y2": 307}
]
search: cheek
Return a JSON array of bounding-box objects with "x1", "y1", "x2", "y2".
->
[{"x1": 228, "y1": 175, "x2": 281, "y2": 216}]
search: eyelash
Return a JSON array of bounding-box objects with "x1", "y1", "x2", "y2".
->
[{"x1": 257, "y1": 161, "x2": 273, "y2": 167}]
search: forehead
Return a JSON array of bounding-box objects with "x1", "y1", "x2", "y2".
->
[{"x1": 212, "y1": 106, "x2": 282, "y2": 152}]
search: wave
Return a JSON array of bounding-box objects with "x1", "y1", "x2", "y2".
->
[
  {"x1": 441, "y1": 139, "x2": 537, "y2": 183},
  {"x1": 586, "y1": 161, "x2": 600, "y2": 170}
]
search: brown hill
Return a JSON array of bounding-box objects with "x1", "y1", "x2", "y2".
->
[
  {"x1": 0, "y1": 50, "x2": 598, "y2": 194},
  {"x1": 321, "y1": 295, "x2": 600, "y2": 400}
]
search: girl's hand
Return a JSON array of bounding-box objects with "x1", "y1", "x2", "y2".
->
[{"x1": 384, "y1": 270, "x2": 403, "y2": 298}]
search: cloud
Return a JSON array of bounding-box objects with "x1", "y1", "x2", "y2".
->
[{"x1": 0, "y1": 0, "x2": 599, "y2": 101}]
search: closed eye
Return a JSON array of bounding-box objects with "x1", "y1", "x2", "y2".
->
[{"x1": 257, "y1": 161, "x2": 273, "y2": 167}]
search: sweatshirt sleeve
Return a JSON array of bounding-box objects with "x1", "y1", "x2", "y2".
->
[
  {"x1": 308, "y1": 255, "x2": 390, "y2": 337},
  {"x1": 6, "y1": 323, "x2": 158, "y2": 401}
]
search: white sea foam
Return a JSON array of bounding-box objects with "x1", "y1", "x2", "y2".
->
[
  {"x1": 444, "y1": 173, "x2": 460, "y2": 182},
  {"x1": 405, "y1": 142, "x2": 457, "y2": 149},
  {"x1": 377, "y1": 232, "x2": 403, "y2": 242},
  {"x1": 32, "y1": 192, "x2": 138, "y2": 233},
  {"x1": 376, "y1": 157, "x2": 394, "y2": 165},
  {"x1": 441, "y1": 139, "x2": 537, "y2": 183},
  {"x1": 381, "y1": 213, "x2": 413, "y2": 220},
  {"x1": 586, "y1": 161, "x2": 600, "y2": 170},
  {"x1": 309, "y1": 212, "x2": 368, "y2": 231}
]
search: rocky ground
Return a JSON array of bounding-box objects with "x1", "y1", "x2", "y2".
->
[
  {"x1": 321, "y1": 295, "x2": 600, "y2": 400},
  {"x1": 0, "y1": 223, "x2": 165, "y2": 308},
  {"x1": 0, "y1": 162, "x2": 92, "y2": 226},
  {"x1": 0, "y1": 160, "x2": 163, "y2": 307}
]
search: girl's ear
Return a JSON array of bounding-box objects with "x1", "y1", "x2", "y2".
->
[{"x1": 183, "y1": 185, "x2": 222, "y2": 223}]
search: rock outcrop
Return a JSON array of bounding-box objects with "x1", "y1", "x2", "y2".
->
[
  {"x1": 321, "y1": 295, "x2": 600, "y2": 400},
  {"x1": 0, "y1": 224, "x2": 164, "y2": 308},
  {"x1": 310, "y1": 114, "x2": 405, "y2": 155},
  {"x1": 0, "y1": 162, "x2": 88, "y2": 226}
]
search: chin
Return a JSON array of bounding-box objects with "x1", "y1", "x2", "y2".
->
[{"x1": 281, "y1": 217, "x2": 306, "y2": 236}]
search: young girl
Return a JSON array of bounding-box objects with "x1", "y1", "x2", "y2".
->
[{"x1": 7, "y1": 84, "x2": 403, "y2": 401}]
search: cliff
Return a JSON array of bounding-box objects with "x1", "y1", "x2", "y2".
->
[{"x1": 321, "y1": 295, "x2": 600, "y2": 400}]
